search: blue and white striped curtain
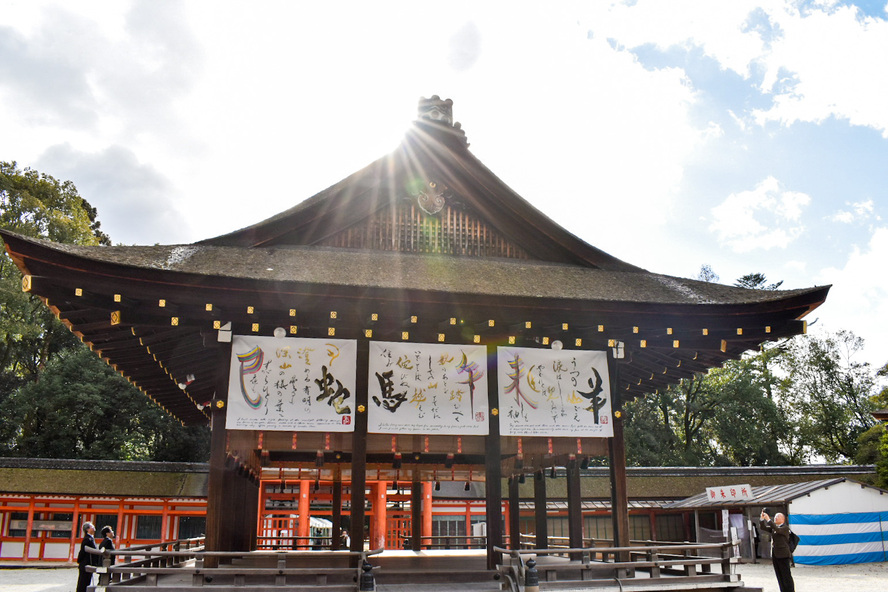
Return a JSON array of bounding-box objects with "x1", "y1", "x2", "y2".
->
[{"x1": 791, "y1": 512, "x2": 888, "y2": 565}]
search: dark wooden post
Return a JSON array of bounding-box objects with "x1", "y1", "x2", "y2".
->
[
  {"x1": 533, "y1": 471, "x2": 548, "y2": 549},
  {"x1": 566, "y1": 458, "x2": 584, "y2": 554},
  {"x1": 411, "y1": 475, "x2": 423, "y2": 551},
  {"x1": 332, "y1": 471, "x2": 343, "y2": 550},
  {"x1": 485, "y1": 344, "x2": 504, "y2": 569},
  {"x1": 607, "y1": 352, "x2": 630, "y2": 559},
  {"x1": 350, "y1": 340, "x2": 369, "y2": 559},
  {"x1": 508, "y1": 475, "x2": 521, "y2": 551},
  {"x1": 205, "y1": 342, "x2": 232, "y2": 566},
  {"x1": 246, "y1": 474, "x2": 260, "y2": 551}
]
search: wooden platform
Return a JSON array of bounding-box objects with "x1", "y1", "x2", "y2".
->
[{"x1": 89, "y1": 548, "x2": 763, "y2": 591}]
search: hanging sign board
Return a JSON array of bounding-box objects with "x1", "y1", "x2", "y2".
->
[
  {"x1": 368, "y1": 341, "x2": 489, "y2": 435},
  {"x1": 706, "y1": 484, "x2": 754, "y2": 502},
  {"x1": 497, "y1": 347, "x2": 613, "y2": 437},
  {"x1": 226, "y1": 335, "x2": 356, "y2": 432}
]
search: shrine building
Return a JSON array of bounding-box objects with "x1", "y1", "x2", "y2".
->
[{"x1": 0, "y1": 97, "x2": 829, "y2": 572}]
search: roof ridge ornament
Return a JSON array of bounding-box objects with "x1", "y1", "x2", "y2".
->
[
  {"x1": 417, "y1": 95, "x2": 468, "y2": 147},
  {"x1": 418, "y1": 95, "x2": 453, "y2": 125}
]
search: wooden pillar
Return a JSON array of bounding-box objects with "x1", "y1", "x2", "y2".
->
[
  {"x1": 371, "y1": 481, "x2": 387, "y2": 550},
  {"x1": 297, "y1": 480, "x2": 311, "y2": 549},
  {"x1": 206, "y1": 342, "x2": 233, "y2": 564},
  {"x1": 350, "y1": 340, "x2": 369, "y2": 556},
  {"x1": 23, "y1": 501, "x2": 35, "y2": 560},
  {"x1": 411, "y1": 476, "x2": 423, "y2": 550},
  {"x1": 331, "y1": 473, "x2": 343, "y2": 550},
  {"x1": 566, "y1": 458, "x2": 584, "y2": 552},
  {"x1": 485, "y1": 343, "x2": 503, "y2": 569},
  {"x1": 422, "y1": 481, "x2": 433, "y2": 548},
  {"x1": 244, "y1": 476, "x2": 262, "y2": 551},
  {"x1": 508, "y1": 476, "x2": 521, "y2": 550},
  {"x1": 608, "y1": 415, "x2": 629, "y2": 551},
  {"x1": 607, "y1": 354, "x2": 629, "y2": 557},
  {"x1": 69, "y1": 500, "x2": 81, "y2": 562},
  {"x1": 533, "y1": 471, "x2": 548, "y2": 549}
]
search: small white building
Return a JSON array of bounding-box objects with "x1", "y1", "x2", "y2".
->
[
  {"x1": 665, "y1": 478, "x2": 888, "y2": 565},
  {"x1": 789, "y1": 479, "x2": 888, "y2": 565}
]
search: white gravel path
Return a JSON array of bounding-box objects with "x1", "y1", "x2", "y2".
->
[{"x1": 734, "y1": 560, "x2": 888, "y2": 591}]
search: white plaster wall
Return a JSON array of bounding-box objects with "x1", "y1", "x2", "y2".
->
[{"x1": 790, "y1": 481, "x2": 888, "y2": 515}]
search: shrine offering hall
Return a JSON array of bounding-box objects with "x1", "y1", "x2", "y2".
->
[{"x1": 1, "y1": 97, "x2": 828, "y2": 569}]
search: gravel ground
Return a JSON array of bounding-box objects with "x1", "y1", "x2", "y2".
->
[
  {"x1": 1, "y1": 561, "x2": 887, "y2": 591},
  {"x1": 733, "y1": 560, "x2": 888, "y2": 591}
]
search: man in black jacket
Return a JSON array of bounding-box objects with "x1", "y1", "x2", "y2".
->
[
  {"x1": 75, "y1": 521, "x2": 100, "y2": 592},
  {"x1": 760, "y1": 511, "x2": 795, "y2": 592}
]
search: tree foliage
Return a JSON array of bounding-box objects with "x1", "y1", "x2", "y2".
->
[
  {"x1": 1, "y1": 161, "x2": 109, "y2": 388},
  {"x1": 777, "y1": 330, "x2": 877, "y2": 463},
  {"x1": 734, "y1": 272, "x2": 783, "y2": 291},
  {"x1": 626, "y1": 268, "x2": 884, "y2": 469},
  {"x1": 624, "y1": 347, "x2": 791, "y2": 467},
  {"x1": 0, "y1": 162, "x2": 208, "y2": 462},
  {"x1": 0, "y1": 348, "x2": 209, "y2": 461}
]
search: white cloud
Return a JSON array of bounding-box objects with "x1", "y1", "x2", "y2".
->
[
  {"x1": 710, "y1": 176, "x2": 811, "y2": 252},
  {"x1": 816, "y1": 226, "x2": 888, "y2": 367},
  {"x1": 829, "y1": 199, "x2": 876, "y2": 224},
  {"x1": 583, "y1": 0, "x2": 770, "y2": 78},
  {"x1": 580, "y1": 2, "x2": 888, "y2": 137},
  {"x1": 752, "y1": 3, "x2": 888, "y2": 136},
  {"x1": 35, "y1": 143, "x2": 190, "y2": 245}
]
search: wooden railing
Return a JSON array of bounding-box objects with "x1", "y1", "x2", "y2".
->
[
  {"x1": 495, "y1": 541, "x2": 739, "y2": 589},
  {"x1": 87, "y1": 540, "x2": 382, "y2": 588},
  {"x1": 256, "y1": 535, "x2": 337, "y2": 550},
  {"x1": 86, "y1": 536, "x2": 206, "y2": 584},
  {"x1": 403, "y1": 535, "x2": 487, "y2": 550}
]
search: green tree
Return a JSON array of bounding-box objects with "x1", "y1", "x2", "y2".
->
[
  {"x1": 0, "y1": 347, "x2": 208, "y2": 461},
  {"x1": 734, "y1": 273, "x2": 783, "y2": 291},
  {"x1": 866, "y1": 364, "x2": 888, "y2": 487},
  {"x1": 0, "y1": 162, "x2": 208, "y2": 462},
  {"x1": 1, "y1": 161, "x2": 112, "y2": 443},
  {"x1": 708, "y1": 353, "x2": 792, "y2": 465},
  {"x1": 624, "y1": 348, "x2": 793, "y2": 467},
  {"x1": 777, "y1": 330, "x2": 877, "y2": 463}
]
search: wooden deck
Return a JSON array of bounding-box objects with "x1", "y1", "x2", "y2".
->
[{"x1": 86, "y1": 542, "x2": 761, "y2": 591}]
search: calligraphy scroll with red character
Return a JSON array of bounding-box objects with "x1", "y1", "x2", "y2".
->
[
  {"x1": 226, "y1": 335, "x2": 356, "y2": 431},
  {"x1": 497, "y1": 347, "x2": 613, "y2": 437},
  {"x1": 368, "y1": 341, "x2": 489, "y2": 435}
]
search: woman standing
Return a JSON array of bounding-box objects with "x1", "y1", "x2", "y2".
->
[{"x1": 99, "y1": 525, "x2": 116, "y2": 557}]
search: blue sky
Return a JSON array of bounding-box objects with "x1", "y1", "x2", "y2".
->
[{"x1": 2, "y1": 0, "x2": 887, "y2": 371}]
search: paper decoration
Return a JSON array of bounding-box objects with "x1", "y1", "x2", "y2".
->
[
  {"x1": 368, "y1": 341, "x2": 489, "y2": 435},
  {"x1": 498, "y1": 347, "x2": 613, "y2": 437},
  {"x1": 226, "y1": 335, "x2": 356, "y2": 431}
]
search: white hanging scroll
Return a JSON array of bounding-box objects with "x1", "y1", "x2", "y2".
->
[
  {"x1": 226, "y1": 335, "x2": 357, "y2": 432},
  {"x1": 497, "y1": 347, "x2": 613, "y2": 437},
  {"x1": 368, "y1": 341, "x2": 489, "y2": 435}
]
